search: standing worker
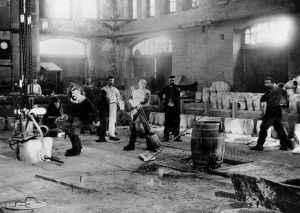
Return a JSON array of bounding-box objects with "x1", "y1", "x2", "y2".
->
[
  {"x1": 101, "y1": 76, "x2": 124, "y2": 141},
  {"x1": 158, "y1": 76, "x2": 197, "y2": 142},
  {"x1": 27, "y1": 76, "x2": 42, "y2": 95},
  {"x1": 251, "y1": 77, "x2": 294, "y2": 151},
  {"x1": 124, "y1": 79, "x2": 151, "y2": 151}
]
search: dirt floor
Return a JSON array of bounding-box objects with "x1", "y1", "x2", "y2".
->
[{"x1": 0, "y1": 126, "x2": 298, "y2": 213}]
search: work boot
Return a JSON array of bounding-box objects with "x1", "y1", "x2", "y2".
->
[
  {"x1": 65, "y1": 149, "x2": 81, "y2": 157},
  {"x1": 250, "y1": 145, "x2": 264, "y2": 151},
  {"x1": 96, "y1": 137, "x2": 106, "y2": 143},
  {"x1": 109, "y1": 135, "x2": 120, "y2": 141},
  {"x1": 65, "y1": 148, "x2": 74, "y2": 154},
  {"x1": 124, "y1": 144, "x2": 135, "y2": 151}
]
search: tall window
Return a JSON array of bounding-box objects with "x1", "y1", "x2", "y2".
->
[
  {"x1": 132, "y1": 38, "x2": 172, "y2": 55},
  {"x1": 40, "y1": 39, "x2": 85, "y2": 56},
  {"x1": 244, "y1": 19, "x2": 293, "y2": 46},
  {"x1": 83, "y1": 0, "x2": 97, "y2": 19},
  {"x1": 170, "y1": 0, "x2": 176, "y2": 13},
  {"x1": 192, "y1": 0, "x2": 200, "y2": 8},
  {"x1": 54, "y1": 0, "x2": 71, "y2": 19},
  {"x1": 148, "y1": 0, "x2": 155, "y2": 17},
  {"x1": 132, "y1": 0, "x2": 137, "y2": 19}
]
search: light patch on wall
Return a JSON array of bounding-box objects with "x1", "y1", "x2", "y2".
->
[{"x1": 244, "y1": 17, "x2": 294, "y2": 46}]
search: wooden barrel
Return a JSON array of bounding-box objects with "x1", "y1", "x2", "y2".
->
[{"x1": 191, "y1": 121, "x2": 225, "y2": 168}]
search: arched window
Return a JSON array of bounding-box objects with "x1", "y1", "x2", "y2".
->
[
  {"x1": 132, "y1": 37, "x2": 172, "y2": 55},
  {"x1": 244, "y1": 18, "x2": 293, "y2": 46},
  {"x1": 40, "y1": 39, "x2": 85, "y2": 56}
]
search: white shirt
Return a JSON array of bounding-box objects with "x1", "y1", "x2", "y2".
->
[
  {"x1": 102, "y1": 85, "x2": 124, "y2": 110},
  {"x1": 27, "y1": 83, "x2": 42, "y2": 95}
]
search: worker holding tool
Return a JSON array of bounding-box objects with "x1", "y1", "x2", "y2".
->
[
  {"x1": 158, "y1": 76, "x2": 198, "y2": 142},
  {"x1": 63, "y1": 87, "x2": 99, "y2": 156},
  {"x1": 124, "y1": 79, "x2": 152, "y2": 151},
  {"x1": 250, "y1": 77, "x2": 295, "y2": 151}
]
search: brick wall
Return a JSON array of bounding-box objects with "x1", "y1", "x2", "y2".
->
[{"x1": 120, "y1": 0, "x2": 300, "y2": 91}]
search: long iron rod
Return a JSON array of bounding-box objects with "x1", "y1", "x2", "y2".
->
[{"x1": 131, "y1": 112, "x2": 207, "y2": 173}]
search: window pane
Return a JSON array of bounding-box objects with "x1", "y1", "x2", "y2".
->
[
  {"x1": 170, "y1": 0, "x2": 176, "y2": 12},
  {"x1": 132, "y1": 38, "x2": 172, "y2": 55},
  {"x1": 62, "y1": 39, "x2": 85, "y2": 55},
  {"x1": 40, "y1": 39, "x2": 62, "y2": 55},
  {"x1": 83, "y1": 0, "x2": 97, "y2": 19},
  {"x1": 54, "y1": 0, "x2": 71, "y2": 18},
  {"x1": 132, "y1": 0, "x2": 137, "y2": 19},
  {"x1": 149, "y1": 0, "x2": 155, "y2": 16}
]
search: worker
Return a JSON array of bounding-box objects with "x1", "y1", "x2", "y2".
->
[
  {"x1": 82, "y1": 77, "x2": 95, "y2": 104},
  {"x1": 251, "y1": 77, "x2": 295, "y2": 151},
  {"x1": 42, "y1": 97, "x2": 64, "y2": 137},
  {"x1": 124, "y1": 79, "x2": 151, "y2": 151},
  {"x1": 96, "y1": 89, "x2": 109, "y2": 142},
  {"x1": 158, "y1": 76, "x2": 197, "y2": 142},
  {"x1": 62, "y1": 87, "x2": 99, "y2": 156},
  {"x1": 27, "y1": 76, "x2": 42, "y2": 95},
  {"x1": 101, "y1": 76, "x2": 125, "y2": 141}
]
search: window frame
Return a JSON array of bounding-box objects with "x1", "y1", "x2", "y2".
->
[
  {"x1": 243, "y1": 20, "x2": 292, "y2": 48},
  {"x1": 131, "y1": 0, "x2": 137, "y2": 19},
  {"x1": 148, "y1": 0, "x2": 156, "y2": 18},
  {"x1": 169, "y1": 0, "x2": 176, "y2": 13},
  {"x1": 192, "y1": 0, "x2": 200, "y2": 9},
  {"x1": 82, "y1": 0, "x2": 99, "y2": 20},
  {"x1": 53, "y1": 0, "x2": 73, "y2": 20}
]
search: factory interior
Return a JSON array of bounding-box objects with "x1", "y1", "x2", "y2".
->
[{"x1": 0, "y1": 0, "x2": 300, "y2": 212}]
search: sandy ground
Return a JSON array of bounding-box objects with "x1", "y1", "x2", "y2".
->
[{"x1": 0, "y1": 127, "x2": 239, "y2": 213}]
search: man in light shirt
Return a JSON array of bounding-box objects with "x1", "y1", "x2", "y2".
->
[
  {"x1": 101, "y1": 76, "x2": 124, "y2": 141},
  {"x1": 27, "y1": 76, "x2": 42, "y2": 95}
]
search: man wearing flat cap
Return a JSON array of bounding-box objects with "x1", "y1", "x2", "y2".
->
[
  {"x1": 27, "y1": 76, "x2": 42, "y2": 95},
  {"x1": 158, "y1": 75, "x2": 197, "y2": 142}
]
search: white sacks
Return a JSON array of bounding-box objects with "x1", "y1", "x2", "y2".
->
[
  {"x1": 244, "y1": 119, "x2": 254, "y2": 135},
  {"x1": 202, "y1": 87, "x2": 210, "y2": 102},
  {"x1": 224, "y1": 118, "x2": 235, "y2": 133},
  {"x1": 288, "y1": 94, "x2": 300, "y2": 113},
  {"x1": 230, "y1": 119, "x2": 245, "y2": 135},
  {"x1": 180, "y1": 114, "x2": 189, "y2": 128},
  {"x1": 245, "y1": 93, "x2": 254, "y2": 111},
  {"x1": 216, "y1": 81, "x2": 230, "y2": 93},
  {"x1": 222, "y1": 93, "x2": 232, "y2": 109},
  {"x1": 155, "y1": 113, "x2": 165, "y2": 126},
  {"x1": 149, "y1": 112, "x2": 155, "y2": 124}
]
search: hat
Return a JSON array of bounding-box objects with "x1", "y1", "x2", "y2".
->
[{"x1": 169, "y1": 75, "x2": 175, "y2": 79}]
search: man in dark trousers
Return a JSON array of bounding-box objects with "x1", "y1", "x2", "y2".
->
[
  {"x1": 63, "y1": 87, "x2": 99, "y2": 156},
  {"x1": 251, "y1": 77, "x2": 294, "y2": 151},
  {"x1": 96, "y1": 89, "x2": 109, "y2": 142},
  {"x1": 158, "y1": 76, "x2": 197, "y2": 142},
  {"x1": 124, "y1": 79, "x2": 151, "y2": 151}
]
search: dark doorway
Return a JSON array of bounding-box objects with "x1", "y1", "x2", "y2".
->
[
  {"x1": 41, "y1": 57, "x2": 87, "y2": 94},
  {"x1": 235, "y1": 48, "x2": 288, "y2": 92},
  {"x1": 132, "y1": 55, "x2": 172, "y2": 93}
]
